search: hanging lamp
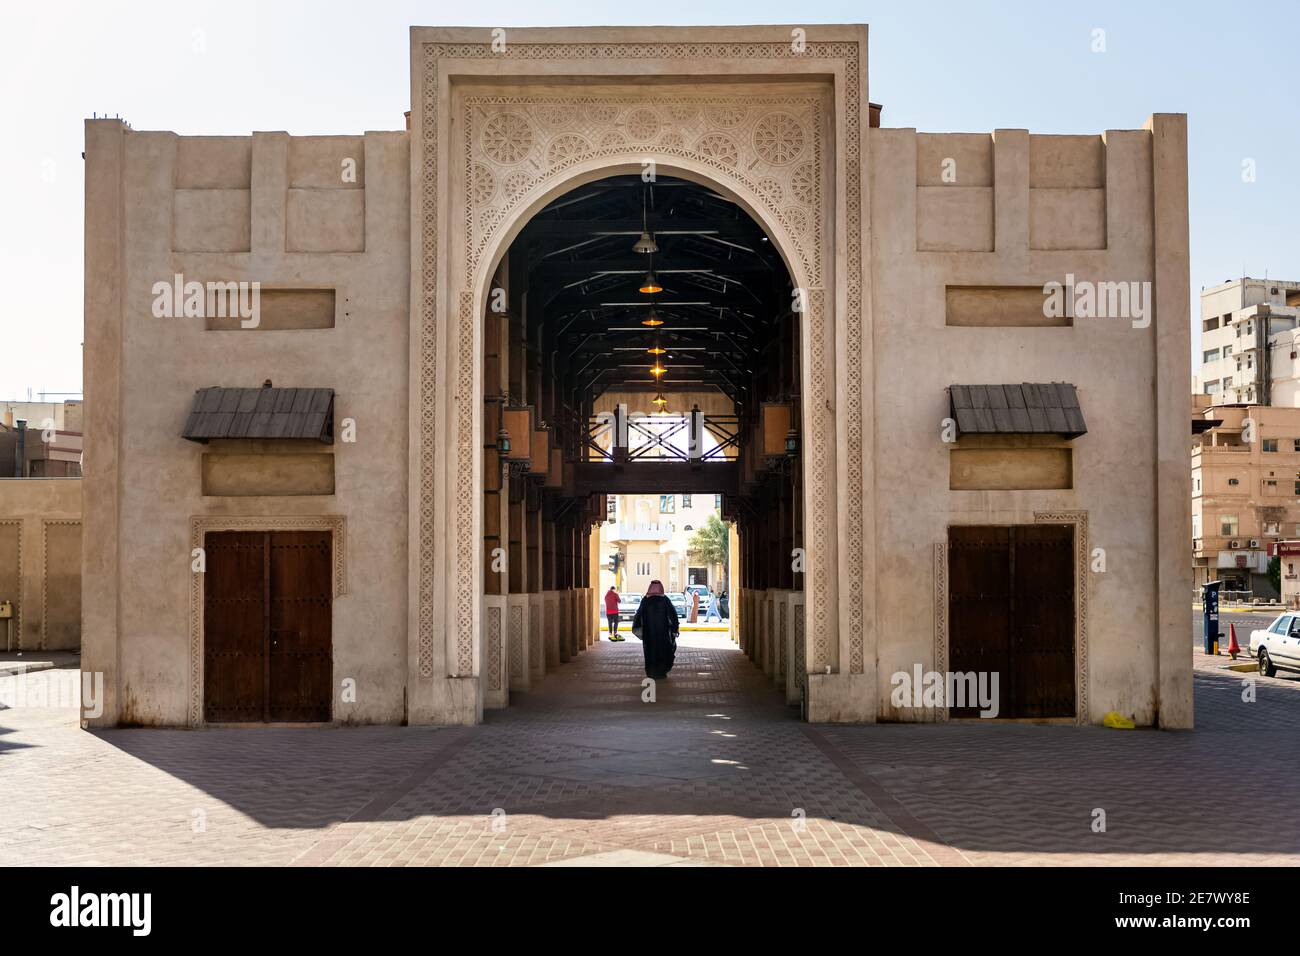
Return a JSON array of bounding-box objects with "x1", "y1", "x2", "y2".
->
[{"x1": 632, "y1": 186, "x2": 658, "y2": 255}]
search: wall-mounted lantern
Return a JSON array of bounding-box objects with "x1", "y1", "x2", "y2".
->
[
  {"x1": 502, "y1": 406, "x2": 534, "y2": 463},
  {"x1": 500, "y1": 405, "x2": 535, "y2": 481}
]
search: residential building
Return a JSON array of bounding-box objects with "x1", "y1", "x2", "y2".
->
[
  {"x1": 599, "y1": 493, "x2": 728, "y2": 596},
  {"x1": 1196, "y1": 278, "x2": 1300, "y2": 405},
  {"x1": 1, "y1": 398, "x2": 84, "y2": 433},
  {"x1": 1191, "y1": 401, "x2": 1300, "y2": 594},
  {"x1": 0, "y1": 421, "x2": 83, "y2": 479}
]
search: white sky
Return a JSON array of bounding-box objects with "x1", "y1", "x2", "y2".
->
[{"x1": 2, "y1": 0, "x2": 1297, "y2": 398}]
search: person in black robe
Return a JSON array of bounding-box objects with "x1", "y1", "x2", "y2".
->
[{"x1": 632, "y1": 579, "x2": 679, "y2": 679}]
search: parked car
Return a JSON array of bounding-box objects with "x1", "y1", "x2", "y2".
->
[
  {"x1": 685, "y1": 584, "x2": 710, "y2": 602},
  {"x1": 617, "y1": 592, "x2": 642, "y2": 616},
  {"x1": 667, "y1": 592, "x2": 688, "y2": 618},
  {"x1": 1248, "y1": 613, "x2": 1300, "y2": 676}
]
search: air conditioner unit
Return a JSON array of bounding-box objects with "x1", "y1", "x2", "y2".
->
[
  {"x1": 1229, "y1": 539, "x2": 1241, "y2": 549},
  {"x1": 1249, "y1": 539, "x2": 1260, "y2": 548}
]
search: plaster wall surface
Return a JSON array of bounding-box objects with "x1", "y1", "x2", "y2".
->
[
  {"x1": 0, "y1": 479, "x2": 81, "y2": 651},
  {"x1": 869, "y1": 120, "x2": 1190, "y2": 727},
  {"x1": 83, "y1": 123, "x2": 410, "y2": 726}
]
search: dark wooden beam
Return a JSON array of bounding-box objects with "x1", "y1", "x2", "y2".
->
[
  {"x1": 530, "y1": 258, "x2": 778, "y2": 279},
  {"x1": 571, "y1": 461, "x2": 739, "y2": 496},
  {"x1": 520, "y1": 219, "x2": 766, "y2": 240}
]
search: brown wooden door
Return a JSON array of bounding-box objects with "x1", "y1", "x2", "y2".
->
[
  {"x1": 948, "y1": 526, "x2": 1011, "y2": 718},
  {"x1": 948, "y1": 524, "x2": 1074, "y2": 718},
  {"x1": 204, "y1": 532, "x2": 270, "y2": 723},
  {"x1": 204, "y1": 530, "x2": 332, "y2": 722},
  {"x1": 1009, "y1": 524, "x2": 1075, "y2": 717}
]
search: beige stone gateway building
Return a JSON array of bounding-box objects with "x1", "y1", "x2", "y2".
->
[{"x1": 81, "y1": 25, "x2": 1192, "y2": 730}]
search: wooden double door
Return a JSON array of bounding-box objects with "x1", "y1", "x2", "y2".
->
[
  {"x1": 203, "y1": 531, "x2": 333, "y2": 723},
  {"x1": 948, "y1": 525, "x2": 1076, "y2": 719}
]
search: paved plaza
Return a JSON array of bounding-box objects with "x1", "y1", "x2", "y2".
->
[{"x1": 2, "y1": 633, "x2": 1298, "y2": 867}]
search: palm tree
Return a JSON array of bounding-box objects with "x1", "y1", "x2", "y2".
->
[{"x1": 687, "y1": 513, "x2": 730, "y2": 589}]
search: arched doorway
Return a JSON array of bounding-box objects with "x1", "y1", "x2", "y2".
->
[
  {"x1": 475, "y1": 170, "x2": 808, "y2": 712},
  {"x1": 408, "y1": 73, "x2": 855, "y2": 725}
]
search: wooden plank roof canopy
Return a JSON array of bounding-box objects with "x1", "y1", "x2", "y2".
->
[
  {"x1": 947, "y1": 383, "x2": 1087, "y2": 439},
  {"x1": 181, "y1": 383, "x2": 334, "y2": 443}
]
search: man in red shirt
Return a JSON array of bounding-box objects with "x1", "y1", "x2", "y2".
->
[{"x1": 604, "y1": 586, "x2": 624, "y2": 641}]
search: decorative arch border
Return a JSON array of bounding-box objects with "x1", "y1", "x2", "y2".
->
[
  {"x1": 415, "y1": 37, "x2": 866, "y2": 685},
  {"x1": 187, "y1": 515, "x2": 346, "y2": 727},
  {"x1": 932, "y1": 511, "x2": 1089, "y2": 726}
]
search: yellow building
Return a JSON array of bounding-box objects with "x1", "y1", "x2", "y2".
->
[{"x1": 599, "y1": 493, "x2": 728, "y2": 597}]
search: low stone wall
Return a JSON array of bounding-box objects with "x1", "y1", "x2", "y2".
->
[{"x1": 0, "y1": 479, "x2": 81, "y2": 651}]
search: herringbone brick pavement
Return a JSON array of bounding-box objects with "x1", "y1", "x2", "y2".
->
[{"x1": 2, "y1": 634, "x2": 1296, "y2": 866}]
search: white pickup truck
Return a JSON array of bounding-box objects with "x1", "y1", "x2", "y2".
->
[{"x1": 1248, "y1": 613, "x2": 1300, "y2": 677}]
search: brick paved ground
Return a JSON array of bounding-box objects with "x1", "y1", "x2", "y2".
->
[{"x1": 2, "y1": 634, "x2": 1297, "y2": 866}]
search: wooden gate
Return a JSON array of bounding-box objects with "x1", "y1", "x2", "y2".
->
[
  {"x1": 948, "y1": 524, "x2": 1075, "y2": 718},
  {"x1": 204, "y1": 530, "x2": 332, "y2": 722}
]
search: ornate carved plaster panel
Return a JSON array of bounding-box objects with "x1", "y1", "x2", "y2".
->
[{"x1": 462, "y1": 94, "x2": 824, "y2": 289}]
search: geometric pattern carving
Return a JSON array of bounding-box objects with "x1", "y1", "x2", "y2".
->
[
  {"x1": 509, "y1": 603, "x2": 524, "y2": 680},
  {"x1": 932, "y1": 541, "x2": 948, "y2": 723},
  {"x1": 417, "y1": 39, "x2": 863, "y2": 698},
  {"x1": 752, "y1": 112, "x2": 805, "y2": 165},
  {"x1": 481, "y1": 113, "x2": 533, "y2": 164},
  {"x1": 842, "y1": 43, "x2": 866, "y2": 675},
  {"x1": 454, "y1": 291, "x2": 475, "y2": 676},
  {"x1": 695, "y1": 132, "x2": 739, "y2": 167},
  {"x1": 790, "y1": 162, "x2": 816, "y2": 204},
  {"x1": 462, "y1": 92, "x2": 823, "y2": 288},
  {"x1": 487, "y1": 604, "x2": 503, "y2": 692},
  {"x1": 187, "y1": 514, "x2": 345, "y2": 727},
  {"x1": 807, "y1": 288, "x2": 831, "y2": 673}
]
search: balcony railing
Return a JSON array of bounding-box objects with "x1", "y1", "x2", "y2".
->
[
  {"x1": 582, "y1": 411, "x2": 740, "y2": 463},
  {"x1": 607, "y1": 522, "x2": 674, "y2": 541}
]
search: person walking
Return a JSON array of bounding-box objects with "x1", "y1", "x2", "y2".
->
[
  {"x1": 632, "y1": 580, "x2": 679, "y2": 679},
  {"x1": 604, "y1": 586, "x2": 624, "y2": 641},
  {"x1": 705, "y1": 589, "x2": 720, "y2": 623},
  {"x1": 688, "y1": 588, "x2": 700, "y2": 624}
]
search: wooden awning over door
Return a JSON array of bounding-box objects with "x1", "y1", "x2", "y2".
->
[{"x1": 182, "y1": 386, "x2": 335, "y2": 443}]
